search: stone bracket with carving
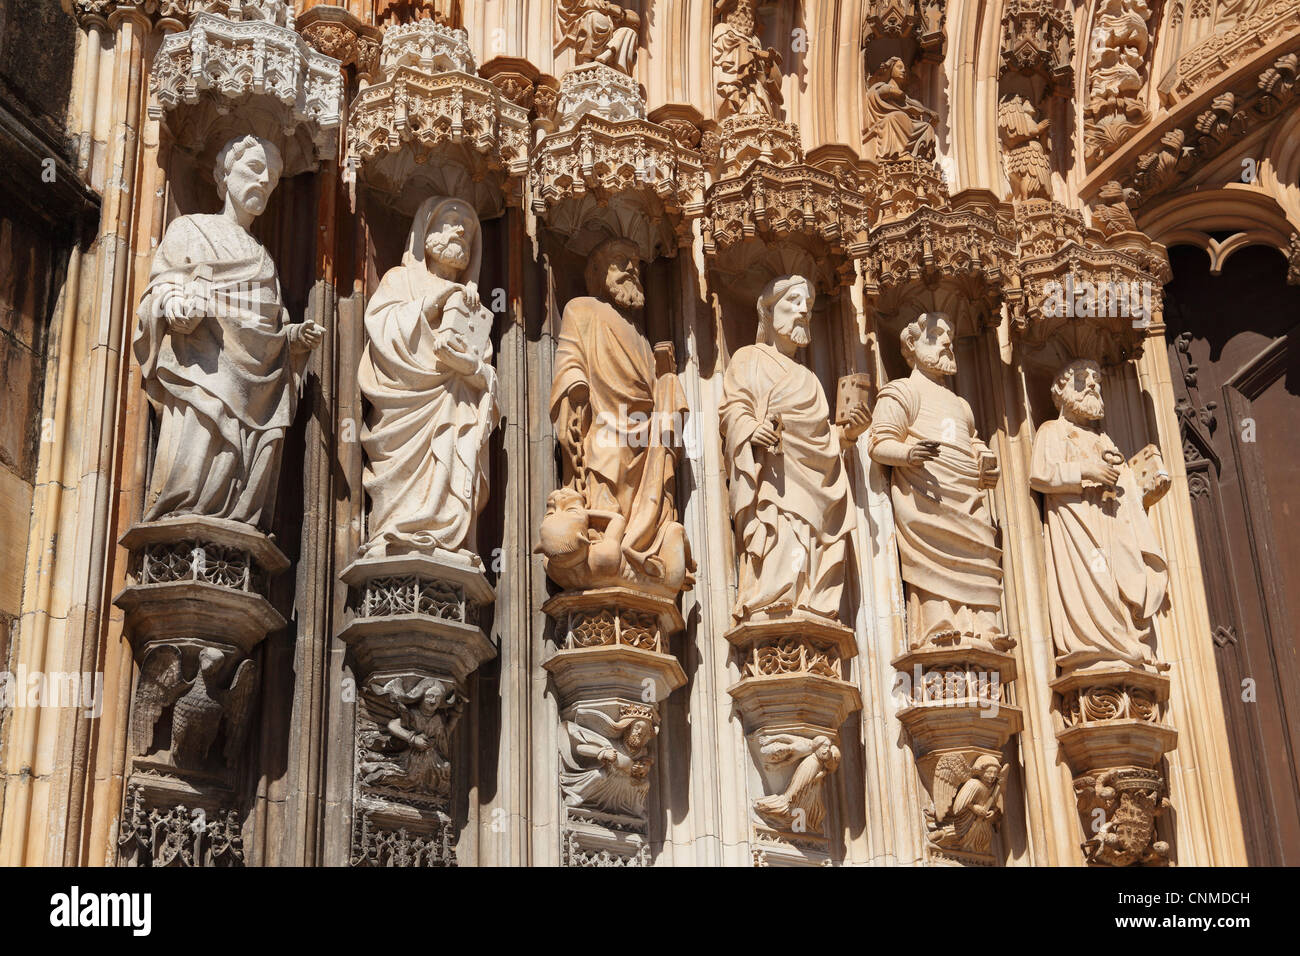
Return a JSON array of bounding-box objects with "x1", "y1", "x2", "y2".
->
[
  {"x1": 725, "y1": 614, "x2": 862, "y2": 866},
  {"x1": 543, "y1": 587, "x2": 687, "y2": 866}
]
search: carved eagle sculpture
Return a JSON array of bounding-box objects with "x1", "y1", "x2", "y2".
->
[{"x1": 131, "y1": 644, "x2": 259, "y2": 768}]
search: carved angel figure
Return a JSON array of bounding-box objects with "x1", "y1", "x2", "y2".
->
[
  {"x1": 358, "y1": 677, "x2": 463, "y2": 798},
  {"x1": 998, "y1": 94, "x2": 1051, "y2": 201},
  {"x1": 753, "y1": 733, "x2": 841, "y2": 834},
  {"x1": 558, "y1": 0, "x2": 641, "y2": 74},
  {"x1": 861, "y1": 57, "x2": 937, "y2": 162},
  {"x1": 131, "y1": 645, "x2": 259, "y2": 768},
  {"x1": 926, "y1": 753, "x2": 1008, "y2": 856},
  {"x1": 559, "y1": 704, "x2": 658, "y2": 817},
  {"x1": 712, "y1": 0, "x2": 783, "y2": 118}
]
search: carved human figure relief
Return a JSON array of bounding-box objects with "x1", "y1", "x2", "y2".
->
[
  {"x1": 712, "y1": 0, "x2": 783, "y2": 119},
  {"x1": 1030, "y1": 359, "x2": 1170, "y2": 673},
  {"x1": 719, "y1": 275, "x2": 865, "y2": 623},
  {"x1": 753, "y1": 733, "x2": 840, "y2": 835},
  {"x1": 559, "y1": 704, "x2": 658, "y2": 816},
  {"x1": 557, "y1": 0, "x2": 641, "y2": 74},
  {"x1": 997, "y1": 94, "x2": 1051, "y2": 201},
  {"x1": 133, "y1": 134, "x2": 322, "y2": 531},
  {"x1": 358, "y1": 676, "x2": 463, "y2": 797},
  {"x1": 358, "y1": 196, "x2": 500, "y2": 561},
  {"x1": 538, "y1": 238, "x2": 693, "y2": 596},
  {"x1": 861, "y1": 56, "x2": 938, "y2": 162},
  {"x1": 867, "y1": 313, "x2": 1008, "y2": 650},
  {"x1": 925, "y1": 753, "x2": 1009, "y2": 856}
]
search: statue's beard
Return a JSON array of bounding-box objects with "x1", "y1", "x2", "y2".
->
[
  {"x1": 1065, "y1": 391, "x2": 1104, "y2": 421},
  {"x1": 921, "y1": 352, "x2": 957, "y2": 376},
  {"x1": 787, "y1": 324, "x2": 811, "y2": 347},
  {"x1": 609, "y1": 276, "x2": 645, "y2": 310}
]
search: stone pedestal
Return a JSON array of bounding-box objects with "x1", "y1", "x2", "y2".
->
[
  {"x1": 725, "y1": 614, "x2": 862, "y2": 866},
  {"x1": 1052, "y1": 665, "x2": 1178, "y2": 866},
  {"x1": 338, "y1": 552, "x2": 498, "y2": 867},
  {"x1": 113, "y1": 516, "x2": 289, "y2": 866},
  {"x1": 894, "y1": 645, "x2": 1023, "y2": 865},
  {"x1": 543, "y1": 588, "x2": 687, "y2": 866}
]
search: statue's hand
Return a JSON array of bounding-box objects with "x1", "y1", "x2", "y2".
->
[
  {"x1": 410, "y1": 734, "x2": 430, "y2": 752},
  {"x1": 164, "y1": 294, "x2": 201, "y2": 335},
  {"x1": 1081, "y1": 459, "x2": 1120, "y2": 487},
  {"x1": 462, "y1": 281, "x2": 481, "y2": 312},
  {"x1": 750, "y1": 421, "x2": 780, "y2": 452},
  {"x1": 907, "y1": 439, "x2": 941, "y2": 465},
  {"x1": 840, "y1": 404, "x2": 870, "y2": 443},
  {"x1": 435, "y1": 329, "x2": 479, "y2": 375},
  {"x1": 289, "y1": 319, "x2": 324, "y2": 352}
]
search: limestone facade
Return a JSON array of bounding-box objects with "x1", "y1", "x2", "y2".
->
[{"x1": 4, "y1": 0, "x2": 1300, "y2": 867}]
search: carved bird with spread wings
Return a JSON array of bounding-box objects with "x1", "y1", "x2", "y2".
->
[{"x1": 131, "y1": 644, "x2": 259, "y2": 769}]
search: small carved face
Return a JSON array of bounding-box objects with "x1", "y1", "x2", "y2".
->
[
  {"x1": 604, "y1": 254, "x2": 645, "y2": 310},
  {"x1": 425, "y1": 204, "x2": 476, "y2": 272},
  {"x1": 981, "y1": 766, "x2": 1000, "y2": 786},
  {"x1": 224, "y1": 141, "x2": 278, "y2": 218},
  {"x1": 419, "y1": 683, "x2": 448, "y2": 714},
  {"x1": 1061, "y1": 360, "x2": 1104, "y2": 421},
  {"x1": 770, "y1": 279, "x2": 812, "y2": 348},
  {"x1": 890, "y1": 58, "x2": 907, "y2": 83},
  {"x1": 912, "y1": 314, "x2": 957, "y2": 375},
  {"x1": 624, "y1": 718, "x2": 654, "y2": 753}
]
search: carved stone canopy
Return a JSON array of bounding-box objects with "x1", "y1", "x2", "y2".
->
[
  {"x1": 149, "y1": 11, "x2": 344, "y2": 177},
  {"x1": 998, "y1": 0, "x2": 1074, "y2": 100},
  {"x1": 297, "y1": 5, "x2": 382, "y2": 80},
  {"x1": 860, "y1": 0, "x2": 947, "y2": 72},
  {"x1": 346, "y1": 19, "x2": 529, "y2": 217}
]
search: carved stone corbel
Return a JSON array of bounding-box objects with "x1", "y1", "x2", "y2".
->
[
  {"x1": 727, "y1": 616, "x2": 861, "y2": 866},
  {"x1": 338, "y1": 553, "x2": 498, "y2": 867},
  {"x1": 543, "y1": 589, "x2": 687, "y2": 866},
  {"x1": 298, "y1": 5, "x2": 382, "y2": 83},
  {"x1": 113, "y1": 516, "x2": 290, "y2": 866},
  {"x1": 345, "y1": 18, "x2": 529, "y2": 216}
]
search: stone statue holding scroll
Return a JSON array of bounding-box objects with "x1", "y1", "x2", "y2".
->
[
  {"x1": 1030, "y1": 359, "x2": 1169, "y2": 673},
  {"x1": 867, "y1": 313, "x2": 1008, "y2": 650},
  {"x1": 134, "y1": 134, "x2": 322, "y2": 531},
  {"x1": 719, "y1": 275, "x2": 867, "y2": 623},
  {"x1": 537, "y1": 238, "x2": 692, "y2": 596},
  {"x1": 358, "y1": 196, "x2": 500, "y2": 561}
]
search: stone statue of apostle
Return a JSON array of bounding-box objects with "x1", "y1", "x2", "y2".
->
[
  {"x1": 358, "y1": 196, "x2": 500, "y2": 562},
  {"x1": 134, "y1": 134, "x2": 322, "y2": 531},
  {"x1": 719, "y1": 275, "x2": 867, "y2": 623}
]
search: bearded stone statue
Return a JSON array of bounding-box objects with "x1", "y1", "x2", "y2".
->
[
  {"x1": 867, "y1": 313, "x2": 1007, "y2": 650},
  {"x1": 538, "y1": 238, "x2": 692, "y2": 596},
  {"x1": 133, "y1": 134, "x2": 322, "y2": 531},
  {"x1": 1030, "y1": 359, "x2": 1169, "y2": 672},
  {"x1": 719, "y1": 275, "x2": 866, "y2": 623},
  {"x1": 358, "y1": 196, "x2": 499, "y2": 562}
]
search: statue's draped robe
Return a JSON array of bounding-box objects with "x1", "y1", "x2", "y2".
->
[
  {"x1": 861, "y1": 80, "x2": 936, "y2": 160},
  {"x1": 712, "y1": 22, "x2": 777, "y2": 115},
  {"x1": 720, "y1": 344, "x2": 853, "y2": 621},
  {"x1": 549, "y1": 296, "x2": 687, "y2": 583},
  {"x1": 133, "y1": 213, "x2": 305, "y2": 530},
  {"x1": 868, "y1": 372, "x2": 1004, "y2": 645},
  {"x1": 359, "y1": 257, "x2": 499, "y2": 558},
  {"x1": 1030, "y1": 418, "x2": 1168, "y2": 670}
]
